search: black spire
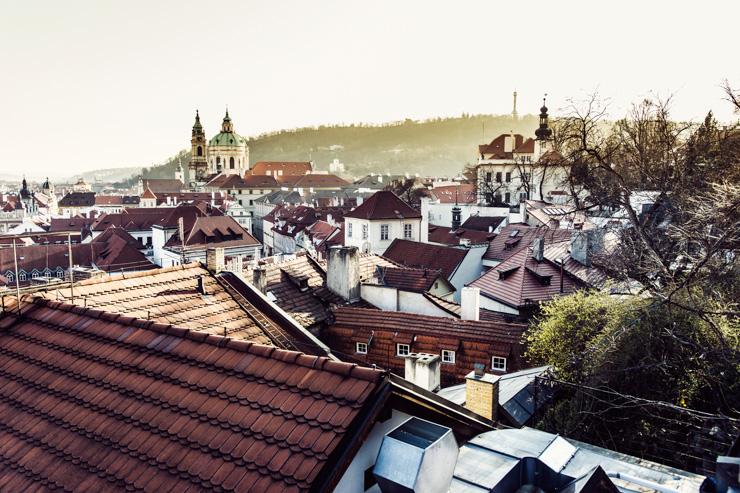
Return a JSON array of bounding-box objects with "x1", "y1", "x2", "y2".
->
[
  {"x1": 535, "y1": 95, "x2": 552, "y2": 141},
  {"x1": 451, "y1": 189, "x2": 462, "y2": 230},
  {"x1": 192, "y1": 110, "x2": 203, "y2": 130}
]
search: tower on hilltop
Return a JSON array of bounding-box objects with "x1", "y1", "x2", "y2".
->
[{"x1": 512, "y1": 90, "x2": 518, "y2": 120}]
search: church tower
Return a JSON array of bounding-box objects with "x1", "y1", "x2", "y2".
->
[
  {"x1": 189, "y1": 110, "x2": 208, "y2": 182},
  {"x1": 535, "y1": 95, "x2": 553, "y2": 158}
]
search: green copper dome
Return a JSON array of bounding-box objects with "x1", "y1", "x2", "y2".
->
[{"x1": 209, "y1": 131, "x2": 247, "y2": 146}]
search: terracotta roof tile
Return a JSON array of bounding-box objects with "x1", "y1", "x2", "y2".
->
[
  {"x1": 0, "y1": 297, "x2": 384, "y2": 491},
  {"x1": 483, "y1": 223, "x2": 572, "y2": 262},
  {"x1": 382, "y1": 239, "x2": 467, "y2": 279},
  {"x1": 344, "y1": 191, "x2": 421, "y2": 220}
]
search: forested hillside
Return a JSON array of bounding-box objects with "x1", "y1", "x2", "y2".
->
[{"x1": 142, "y1": 113, "x2": 538, "y2": 180}]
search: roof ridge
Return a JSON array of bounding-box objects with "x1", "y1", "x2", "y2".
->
[
  {"x1": 334, "y1": 306, "x2": 526, "y2": 329},
  {"x1": 65, "y1": 262, "x2": 203, "y2": 287},
  {"x1": 24, "y1": 297, "x2": 384, "y2": 383}
]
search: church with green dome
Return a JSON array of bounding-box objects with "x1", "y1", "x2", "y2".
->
[{"x1": 188, "y1": 109, "x2": 249, "y2": 182}]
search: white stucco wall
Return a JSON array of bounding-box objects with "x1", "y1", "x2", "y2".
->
[
  {"x1": 360, "y1": 285, "x2": 456, "y2": 318},
  {"x1": 478, "y1": 294, "x2": 520, "y2": 316},
  {"x1": 448, "y1": 245, "x2": 487, "y2": 302},
  {"x1": 344, "y1": 217, "x2": 421, "y2": 255},
  {"x1": 332, "y1": 410, "x2": 413, "y2": 493}
]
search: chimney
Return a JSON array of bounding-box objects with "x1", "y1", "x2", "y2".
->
[
  {"x1": 464, "y1": 369, "x2": 500, "y2": 421},
  {"x1": 206, "y1": 247, "x2": 225, "y2": 274},
  {"x1": 570, "y1": 230, "x2": 602, "y2": 266},
  {"x1": 420, "y1": 197, "x2": 430, "y2": 243},
  {"x1": 404, "y1": 353, "x2": 441, "y2": 392},
  {"x1": 373, "y1": 417, "x2": 458, "y2": 493},
  {"x1": 504, "y1": 133, "x2": 514, "y2": 153},
  {"x1": 532, "y1": 237, "x2": 544, "y2": 262},
  {"x1": 327, "y1": 246, "x2": 360, "y2": 301},
  {"x1": 461, "y1": 286, "x2": 480, "y2": 321},
  {"x1": 196, "y1": 275, "x2": 208, "y2": 295},
  {"x1": 252, "y1": 267, "x2": 267, "y2": 293}
]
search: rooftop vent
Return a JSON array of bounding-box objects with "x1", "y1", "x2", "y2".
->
[{"x1": 373, "y1": 417, "x2": 458, "y2": 493}]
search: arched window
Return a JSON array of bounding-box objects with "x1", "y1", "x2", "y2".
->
[
  {"x1": 197, "y1": 146, "x2": 203, "y2": 157},
  {"x1": 19, "y1": 272, "x2": 26, "y2": 281},
  {"x1": 216, "y1": 156, "x2": 220, "y2": 164},
  {"x1": 229, "y1": 157, "x2": 235, "y2": 169},
  {"x1": 6, "y1": 272, "x2": 13, "y2": 282}
]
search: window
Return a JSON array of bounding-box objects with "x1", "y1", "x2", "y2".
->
[
  {"x1": 6, "y1": 272, "x2": 13, "y2": 282},
  {"x1": 380, "y1": 224, "x2": 389, "y2": 240},
  {"x1": 495, "y1": 172, "x2": 502, "y2": 183},
  {"x1": 356, "y1": 342, "x2": 368, "y2": 354},
  {"x1": 348, "y1": 223, "x2": 353, "y2": 238},
  {"x1": 505, "y1": 172, "x2": 511, "y2": 183},
  {"x1": 494, "y1": 193, "x2": 502, "y2": 204},
  {"x1": 396, "y1": 344, "x2": 410, "y2": 356},
  {"x1": 441, "y1": 350, "x2": 455, "y2": 364},
  {"x1": 19, "y1": 272, "x2": 26, "y2": 281},
  {"x1": 197, "y1": 146, "x2": 203, "y2": 157},
  {"x1": 504, "y1": 192, "x2": 511, "y2": 203},
  {"x1": 56, "y1": 269, "x2": 63, "y2": 278},
  {"x1": 362, "y1": 224, "x2": 368, "y2": 240},
  {"x1": 492, "y1": 356, "x2": 507, "y2": 371},
  {"x1": 230, "y1": 157, "x2": 235, "y2": 169},
  {"x1": 404, "y1": 223, "x2": 412, "y2": 239},
  {"x1": 485, "y1": 172, "x2": 492, "y2": 183}
]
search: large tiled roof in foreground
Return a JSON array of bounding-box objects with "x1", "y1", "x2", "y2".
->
[
  {"x1": 39, "y1": 263, "x2": 275, "y2": 345},
  {"x1": 0, "y1": 298, "x2": 384, "y2": 492}
]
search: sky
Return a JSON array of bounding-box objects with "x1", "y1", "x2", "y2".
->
[{"x1": 0, "y1": 0, "x2": 738, "y2": 178}]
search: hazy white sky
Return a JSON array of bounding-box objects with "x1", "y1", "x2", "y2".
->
[{"x1": 1, "y1": 0, "x2": 737, "y2": 177}]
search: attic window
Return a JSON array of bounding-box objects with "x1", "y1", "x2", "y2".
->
[
  {"x1": 526, "y1": 266, "x2": 552, "y2": 286},
  {"x1": 509, "y1": 230, "x2": 519, "y2": 237}
]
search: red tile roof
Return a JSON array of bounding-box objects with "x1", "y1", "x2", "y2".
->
[
  {"x1": 461, "y1": 216, "x2": 506, "y2": 232},
  {"x1": 344, "y1": 191, "x2": 421, "y2": 220},
  {"x1": 49, "y1": 216, "x2": 96, "y2": 232},
  {"x1": 140, "y1": 187, "x2": 157, "y2": 199},
  {"x1": 39, "y1": 263, "x2": 283, "y2": 345},
  {"x1": 382, "y1": 239, "x2": 467, "y2": 279},
  {"x1": 483, "y1": 224, "x2": 572, "y2": 262},
  {"x1": 59, "y1": 191, "x2": 96, "y2": 207},
  {"x1": 291, "y1": 174, "x2": 349, "y2": 189},
  {"x1": 326, "y1": 307, "x2": 526, "y2": 385},
  {"x1": 470, "y1": 238, "x2": 604, "y2": 311},
  {"x1": 0, "y1": 296, "x2": 384, "y2": 492},
  {"x1": 376, "y1": 266, "x2": 443, "y2": 293},
  {"x1": 249, "y1": 161, "x2": 313, "y2": 176},
  {"x1": 430, "y1": 184, "x2": 477, "y2": 204},
  {"x1": 478, "y1": 133, "x2": 537, "y2": 160},
  {"x1": 165, "y1": 215, "x2": 260, "y2": 249},
  {"x1": 141, "y1": 178, "x2": 184, "y2": 193},
  {"x1": 207, "y1": 173, "x2": 281, "y2": 190},
  {"x1": 428, "y1": 225, "x2": 494, "y2": 246},
  {"x1": 0, "y1": 237, "x2": 154, "y2": 282}
]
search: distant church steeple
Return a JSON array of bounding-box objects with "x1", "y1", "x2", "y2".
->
[
  {"x1": 189, "y1": 109, "x2": 208, "y2": 182},
  {"x1": 535, "y1": 95, "x2": 552, "y2": 141},
  {"x1": 221, "y1": 108, "x2": 234, "y2": 133}
]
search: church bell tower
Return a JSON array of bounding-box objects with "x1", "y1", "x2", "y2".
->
[{"x1": 189, "y1": 110, "x2": 208, "y2": 182}]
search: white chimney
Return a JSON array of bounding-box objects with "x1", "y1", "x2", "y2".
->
[
  {"x1": 206, "y1": 247, "x2": 225, "y2": 274},
  {"x1": 461, "y1": 287, "x2": 480, "y2": 321},
  {"x1": 420, "y1": 197, "x2": 430, "y2": 243},
  {"x1": 327, "y1": 246, "x2": 361, "y2": 301},
  {"x1": 504, "y1": 133, "x2": 515, "y2": 153},
  {"x1": 404, "y1": 353, "x2": 441, "y2": 392},
  {"x1": 532, "y1": 237, "x2": 544, "y2": 262}
]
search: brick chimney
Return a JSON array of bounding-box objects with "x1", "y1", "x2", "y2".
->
[
  {"x1": 404, "y1": 353, "x2": 441, "y2": 392},
  {"x1": 327, "y1": 246, "x2": 361, "y2": 302},
  {"x1": 460, "y1": 286, "x2": 480, "y2": 321},
  {"x1": 464, "y1": 368, "x2": 500, "y2": 421},
  {"x1": 206, "y1": 247, "x2": 225, "y2": 274}
]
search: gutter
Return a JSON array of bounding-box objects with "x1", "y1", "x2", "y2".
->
[{"x1": 607, "y1": 471, "x2": 680, "y2": 493}]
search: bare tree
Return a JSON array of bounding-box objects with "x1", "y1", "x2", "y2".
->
[{"x1": 553, "y1": 93, "x2": 740, "y2": 324}]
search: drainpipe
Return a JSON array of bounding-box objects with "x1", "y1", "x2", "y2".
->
[{"x1": 607, "y1": 472, "x2": 680, "y2": 493}]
